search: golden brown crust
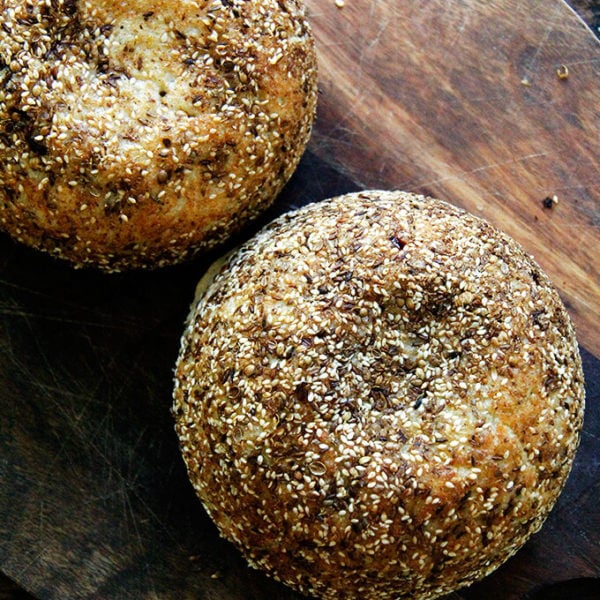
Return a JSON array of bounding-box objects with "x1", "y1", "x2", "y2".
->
[
  {"x1": 173, "y1": 190, "x2": 585, "y2": 600},
  {"x1": 0, "y1": 0, "x2": 317, "y2": 271}
]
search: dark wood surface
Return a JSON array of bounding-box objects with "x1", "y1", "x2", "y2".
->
[{"x1": 1, "y1": 1, "x2": 599, "y2": 599}]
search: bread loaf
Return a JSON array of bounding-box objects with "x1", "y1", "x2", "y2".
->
[
  {"x1": 173, "y1": 190, "x2": 585, "y2": 600},
  {"x1": 0, "y1": 0, "x2": 317, "y2": 271}
]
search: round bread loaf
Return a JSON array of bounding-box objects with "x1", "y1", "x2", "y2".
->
[
  {"x1": 0, "y1": 0, "x2": 317, "y2": 271},
  {"x1": 173, "y1": 190, "x2": 585, "y2": 600}
]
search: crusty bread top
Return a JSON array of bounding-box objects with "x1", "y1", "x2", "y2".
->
[
  {"x1": 173, "y1": 190, "x2": 585, "y2": 600},
  {"x1": 0, "y1": 0, "x2": 317, "y2": 270}
]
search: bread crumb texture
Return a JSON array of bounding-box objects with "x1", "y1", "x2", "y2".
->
[
  {"x1": 0, "y1": 0, "x2": 317, "y2": 271},
  {"x1": 174, "y1": 191, "x2": 585, "y2": 600}
]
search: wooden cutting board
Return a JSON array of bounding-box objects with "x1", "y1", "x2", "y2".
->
[{"x1": 1, "y1": 1, "x2": 598, "y2": 599}]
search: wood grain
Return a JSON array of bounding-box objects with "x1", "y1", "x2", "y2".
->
[
  {"x1": 307, "y1": 0, "x2": 600, "y2": 355},
  {"x1": 1, "y1": 1, "x2": 599, "y2": 599}
]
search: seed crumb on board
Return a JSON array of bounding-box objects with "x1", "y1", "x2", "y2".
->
[
  {"x1": 335, "y1": 0, "x2": 346, "y2": 8},
  {"x1": 542, "y1": 195, "x2": 559, "y2": 209},
  {"x1": 556, "y1": 64, "x2": 569, "y2": 80}
]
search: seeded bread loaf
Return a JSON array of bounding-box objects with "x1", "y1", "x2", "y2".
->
[
  {"x1": 173, "y1": 190, "x2": 585, "y2": 600},
  {"x1": 0, "y1": 0, "x2": 317, "y2": 271}
]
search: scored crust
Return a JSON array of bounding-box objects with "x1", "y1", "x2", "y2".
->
[
  {"x1": 0, "y1": 0, "x2": 317, "y2": 271},
  {"x1": 173, "y1": 191, "x2": 585, "y2": 600}
]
